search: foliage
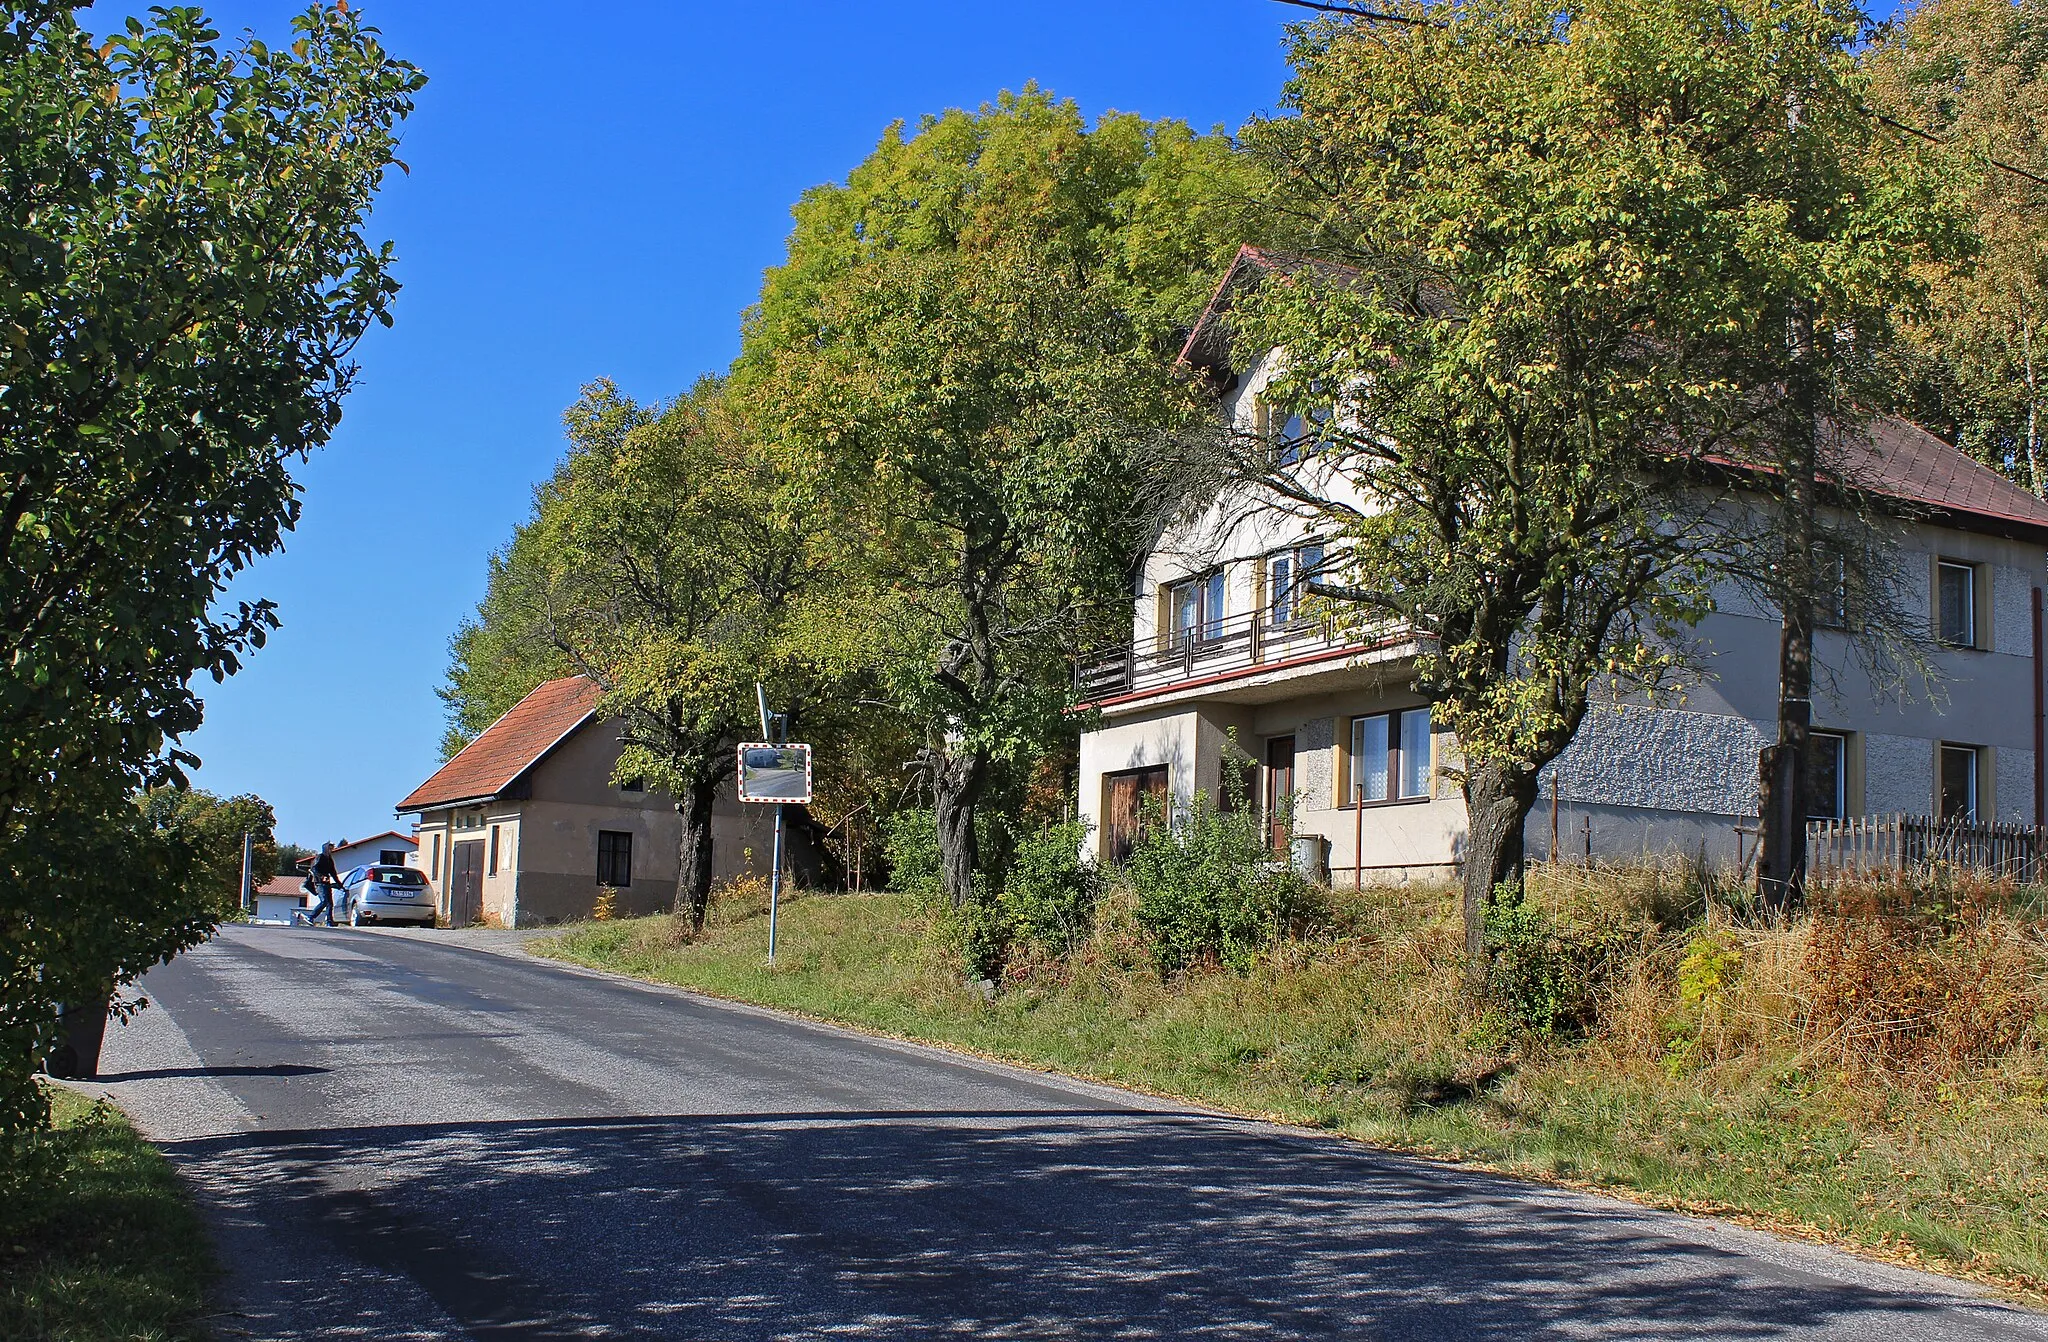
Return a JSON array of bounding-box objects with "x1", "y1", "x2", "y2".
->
[
  {"x1": 880, "y1": 807, "x2": 944, "y2": 899},
  {"x1": 999, "y1": 821, "x2": 1100, "y2": 957},
  {"x1": 136, "y1": 786, "x2": 277, "y2": 915},
  {"x1": 0, "y1": 3, "x2": 424, "y2": 812},
  {"x1": 1233, "y1": 0, "x2": 1964, "y2": 948},
  {"x1": 740, "y1": 89, "x2": 1240, "y2": 906},
  {"x1": 1, "y1": 1089, "x2": 217, "y2": 1342},
  {"x1": 1123, "y1": 793, "x2": 1319, "y2": 974},
  {"x1": 0, "y1": 2, "x2": 421, "y2": 1141},
  {"x1": 1868, "y1": 0, "x2": 2048, "y2": 493},
  {"x1": 0, "y1": 794, "x2": 212, "y2": 1144},
  {"x1": 1481, "y1": 890, "x2": 1634, "y2": 1037}
]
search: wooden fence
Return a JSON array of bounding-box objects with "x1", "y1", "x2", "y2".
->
[{"x1": 1805, "y1": 813, "x2": 2048, "y2": 885}]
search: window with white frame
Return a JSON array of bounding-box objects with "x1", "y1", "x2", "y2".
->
[
  {"x1": 1267, "y1": 542, "x2": 1326, "y2": 625},
  {"x1": 1347, "y1": 707, "x2": 1432, "y2": 804},
  {"x1": 1167, "y1": 569, "x2": 1229, "y2": 644}
]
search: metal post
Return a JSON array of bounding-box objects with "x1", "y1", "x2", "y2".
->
[
  {"x1": 240, "y1": 830, "x2": 254, "y2": 914},
  {"x1": 768, "y1": 802, "x2": 784, "y2": 962},
  {"x1": 1354, "y1": 785, "x2": 1364, "y2": 892}
]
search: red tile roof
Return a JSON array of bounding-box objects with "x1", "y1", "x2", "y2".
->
[
  {"x1": 1182, "y1": 245, "x2": 2048, "y2": 543},
  {"x1": 397, "y1": 676, "x2": 604, "y2": 813}
]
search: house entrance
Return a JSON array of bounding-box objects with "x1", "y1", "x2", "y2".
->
[
  {"x1": 1103, "y1": 765, "x2": 1169, "y2": 864},
  {"x1": 1264, "y1": 736, "x2": 1297, "y2": 853},
  {"x1": 449, "y1": 839, "x2": 485, "y2": 927}
]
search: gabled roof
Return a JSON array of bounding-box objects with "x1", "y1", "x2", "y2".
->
[
  {"x1": 397, "y1": 676, "x2": 604, "y2": 814},
  {"x1": 1184, "y1": 244, "x2": 2048, "y2": 543},
  {"x1": 291, "y1": 830, "x2": 418, "y2": 869}
]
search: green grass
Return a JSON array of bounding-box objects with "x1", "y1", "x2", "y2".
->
[
  {"x1": 0, "y1": 1087, "x2": 218, "y2": 1342},
  {"x1": 536, "y1": 885, "x2": 2048, "y2": 1297}
]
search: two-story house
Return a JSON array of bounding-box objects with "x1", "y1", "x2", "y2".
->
[{"x1": 1076, "y1": 247, "x2": 2048, "y2": 882}]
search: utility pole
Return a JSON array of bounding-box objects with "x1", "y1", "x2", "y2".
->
[{"x1": 239, "y1": 830, "x2": 255, "y2": 914}]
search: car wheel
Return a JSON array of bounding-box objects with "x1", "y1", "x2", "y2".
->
[{"x1": 348, "y1": 902, "x2": 363, "y2": 928}]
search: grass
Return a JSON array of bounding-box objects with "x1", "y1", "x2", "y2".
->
[
  {"x1": 537, "y1": 872, "x2": 2048, "y2": 1299},
  {"x1": 0, "y1": 1086, "x2": 218, "y2": 1342}
]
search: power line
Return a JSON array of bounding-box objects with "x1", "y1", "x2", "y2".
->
[{"x1": 1266, "y1": 0, "x2": 2048, "y2": 190}]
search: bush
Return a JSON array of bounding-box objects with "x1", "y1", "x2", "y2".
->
[
  {"x1": 1123, "y1": 793, "x2": 1320, "y2": 974},
  {"x1": 1483, "y1": 889, "x2": 1634, "y2": 1036},
  {"x1": 998, "y1": 821, "x2": 1099, "y2": 956},
  {"x1": 881, "y1": 808, "x2": 943, "y2": 898}
]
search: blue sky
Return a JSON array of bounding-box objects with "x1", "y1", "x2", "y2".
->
[{"x1": 172, "y1": 1, "x2": 1299, "y2": 847}]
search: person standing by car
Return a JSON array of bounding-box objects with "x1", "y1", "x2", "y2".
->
[{"x1": 304, "y1": 842, "x2": 341, "y2": 927}]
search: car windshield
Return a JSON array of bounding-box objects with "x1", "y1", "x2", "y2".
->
[{"x1": 372, "y1": 867, "x2": 425, "y2": 886}]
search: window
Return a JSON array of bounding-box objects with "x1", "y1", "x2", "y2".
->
[
  {"x1": 1347, "y1": 707, "x2": 1432, "y2": 804},
  {"x1": 379, "y1": 848, "x2": 407, "y2": 867},
  {"x1": 488, "y1": 825, "x2": 500, "y2": 876},
  {"x1": 1808, "y1": 731, "x2": 1847, "y2": 821},
  {"x1": 1266, "y1": 398, "x2": 1334, "y2": 466},
  {"x1": 596, "y1": 830, "x2": 633, "y2": 887},
  {"x1": 430, "y1": 832, "x2": 442, "y2": 881},
  {"x1": 1938, "y1": 744, "x2": 1980, "y2": 823},
  {"x1": 1937, "y1": 560, "x2": 1977, "y2": 648},
  {"x1": 1816, "y1": 551, "x2": 1848, "y2": 630},
  {"x1": 620, "y1": 777, "x2": 645, "y2": 793},
  {"x1": 1267, "y1": 542, "x2": 1326, "y2": 625},
  {"x1": 1167, "y1": 569, "x2": 1228, "y2": 645}
]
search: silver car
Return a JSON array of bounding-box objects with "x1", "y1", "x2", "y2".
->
[{"x1": 339, "y1": 864, "x2": 436, "y2": 928}]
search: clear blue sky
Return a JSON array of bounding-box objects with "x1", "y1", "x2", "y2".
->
[{"x1": 174, "y1": 1, "x2": 1299, "y2": 847}]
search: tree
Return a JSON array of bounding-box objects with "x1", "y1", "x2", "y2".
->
[
  {"x1": 438, "y1": 525, "x2": 576, "y2": 759},
  {"x1": 0, "y1": 4, "x2": 424, "y2": 811},
  {"x1": 0, "y1": 2, "x2": 422, "y2": 1144},
  {"x1": 1234, "y1": 0, "x2": 1959, "y2": 958},
  {"x1": 739, "y1": 90, "x2": 1241, "y2": 906},
  {"x1": 505, "y1": 380, "x2": 822, "y2": 930},
  {"x1": 138, "y1": 787, "x2": 279, "y2": 914},
  {"x1": 1868, "y1": 0, "x2": 2048, "y2": 494}
]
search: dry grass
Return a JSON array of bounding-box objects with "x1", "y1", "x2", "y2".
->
[{"x1": 535, "y1": 864, "x2": 2048, "y2": 1294}]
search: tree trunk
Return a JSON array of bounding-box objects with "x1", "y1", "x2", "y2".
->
[
  {"x1": 1759, "y1": 302, "x2": 1817, "y2": 916},
  {"x1": 933, "y1": 747, "x2": 989, "y2": 908},
  {"x1": 1462, "y1": 756, "x2": 1540, "y2": 977},
  {"x1": 675, "y1": 777, "x2": 718, "y2": 932}
]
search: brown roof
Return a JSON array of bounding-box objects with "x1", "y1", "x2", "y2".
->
[
  {"x1": 256, "y1": 874, "x2": 306, "y2": 898},
  {"x1": 397, "y1": 676, "x2": 604, "y2": 813},
  {"x1": 1184, "y1": 245, "x2": 2048, "y2": 543}
]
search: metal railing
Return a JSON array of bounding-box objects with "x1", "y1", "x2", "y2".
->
[
  {"x1": 1806, "y1": 813, "x2": 2048, "y2": 884},
  {"x1": 1075, "y1": 605, "x2": 1405, "y2": 699}
]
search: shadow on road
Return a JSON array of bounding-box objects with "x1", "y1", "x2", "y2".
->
[
  {"x1": 97, "y1": 1063, "x2": 331, "y2": 1082},
  {"x1": 160, "y1": 1111, "x2": 2026, "y2": 1341}
]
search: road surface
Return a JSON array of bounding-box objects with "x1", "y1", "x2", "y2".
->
[{"x1": 80, "y1": 923, "x2": 2048, "y2": 1340}]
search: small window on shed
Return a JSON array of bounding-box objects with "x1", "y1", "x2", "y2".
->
[{"x1": 597, "y1": 830, "x2": 633, "y2": 888}]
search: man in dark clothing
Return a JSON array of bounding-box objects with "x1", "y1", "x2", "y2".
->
[{"x1": 304, "y1": 843, "x2": 341, "y2": 927}]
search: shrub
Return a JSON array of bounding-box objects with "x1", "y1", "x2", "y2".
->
[
  {"x1": 1123, "y1": 793, "x2": 1321, "y2": 974},
  {"x1": 1483, "y1": 889, "x2": 1635, "y2": 1036},
  {"x1": 999, "y1": 821, "x2": 1099, "y2": 955},
  {"x1": 881, "y1": 808, "x2": 943, "y2": 898}
]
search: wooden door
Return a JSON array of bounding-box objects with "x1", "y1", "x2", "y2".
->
[
  {"x1": 450, "y1": 840, "x2": 485, "y2": 927},
  {"x1": 1264, "y1": 737, "x2": 1297, "y2": 853},
  {"x1": 1104, "y1": 765, "x2": 1169, "y2": 864}
]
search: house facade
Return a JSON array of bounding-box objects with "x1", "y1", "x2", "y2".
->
[
  {"x1": 397, "y1": 676, "x2": 783, "y2": 927},
  {"x1": 296, "y1": 830, "x2": 418, "y2": 877},
  {"x1": 1076, "y1": 249, "x2": 2048, "y2": 882}
]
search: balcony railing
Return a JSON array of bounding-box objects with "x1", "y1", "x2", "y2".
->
[{"x1": 1075, "y1": 605, "x2": 1405, "y2": 700}]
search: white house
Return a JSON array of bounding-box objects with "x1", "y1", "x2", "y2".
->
[{"x1": 1076, "y1": 247, "x2": 2048, "y2": 882}]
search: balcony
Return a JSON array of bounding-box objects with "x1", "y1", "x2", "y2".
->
[{"x1": 1075, "y1": 606, "x2": 1408, "y2": 702}]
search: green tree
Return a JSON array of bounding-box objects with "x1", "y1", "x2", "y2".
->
[
  {"x1": 137, "y1": 787, "x2": 278, "y2": 914},
  {"x1": 438, "y1": 525, "x2": 576, "y2": 758},
  {"x1": 1868, "y1": 0, "x2": 2048, "y2": 493},
  {"x1": 741, "y1": 90, "x2": 1240, "y2": 906},
  {"x1": 0, "y1": 2, "x2": 421, "y2": 1143},
  {"x1": 508, "y1": 380, "x2": 824, "y2": 929},
  {"x1": 1236, "y1": 0, "x2": 1959, "y2": 957}
]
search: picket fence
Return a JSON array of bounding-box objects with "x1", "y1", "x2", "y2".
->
[{"x1": 1804, "y1": 813, "x2": 2048, "y2": 885}]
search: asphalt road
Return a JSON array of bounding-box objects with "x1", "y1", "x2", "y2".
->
[{"x1": 80, "y1": 923, "x2": 2048, "y2": 1341}]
